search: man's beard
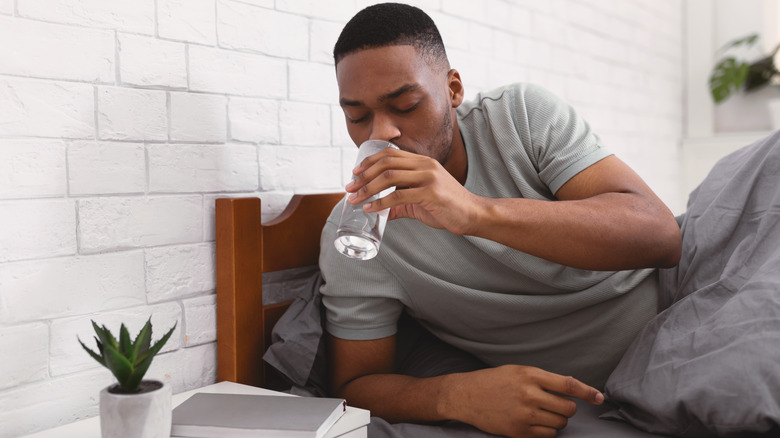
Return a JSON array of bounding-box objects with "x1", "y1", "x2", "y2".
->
[{"x1": 430, "y1": 102, "x2": 454, "y2": 165}]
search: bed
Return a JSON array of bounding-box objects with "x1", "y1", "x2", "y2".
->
[{"x1": 214, "y1": 132, "x2": 780, "y2": 438}]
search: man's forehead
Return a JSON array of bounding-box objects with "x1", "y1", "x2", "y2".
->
[{"x1": 336, "y1": 46, "x2": 432, "y2": 102}]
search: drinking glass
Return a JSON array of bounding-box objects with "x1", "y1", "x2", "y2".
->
[{"x1": 334, "y1": 140, "x2": 399, "y2": 260}]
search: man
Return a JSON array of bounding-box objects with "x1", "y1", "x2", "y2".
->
[{"x1": 318, "y1": 3, "x2": 681, "y2": 437}]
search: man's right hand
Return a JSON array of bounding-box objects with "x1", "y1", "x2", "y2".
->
[{"x1": 439, "y1": 365, "x2": 604, "y2": 438}]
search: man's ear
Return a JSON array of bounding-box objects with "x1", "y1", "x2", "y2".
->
[{"x1": 447, "y1": 69, "x2": 464, "y2": 107}]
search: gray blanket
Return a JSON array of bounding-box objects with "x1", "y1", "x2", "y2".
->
[
  {"x1": 265, "y1": 132, "x2": 780, "y2": 437},
  {"x1": 602, "y1": 131, "x2": 780, "y2": 437}
]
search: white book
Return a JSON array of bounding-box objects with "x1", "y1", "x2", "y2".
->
[{"x1": 171, "y1": 393, "x2": 347, "y2": 438}]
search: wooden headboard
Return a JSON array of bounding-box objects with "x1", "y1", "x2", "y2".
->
[{"x1": 215, "y1": 193, "x2": 343, "y2": 389}]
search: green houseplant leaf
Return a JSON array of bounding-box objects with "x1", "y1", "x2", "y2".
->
[
  {"x1": 709, "y1": 33, "x2": 780, "y2": 103},
  {"x1": 710, "y1": 57, "x2": 750, "y2": 103},
  {"x1": 78, "y1": 318, "x2": 177, "y2": 394}
]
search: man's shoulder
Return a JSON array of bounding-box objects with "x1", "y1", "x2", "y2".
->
[{"x1": 458, "y1": 82, "x2": 560, "y2": 118}]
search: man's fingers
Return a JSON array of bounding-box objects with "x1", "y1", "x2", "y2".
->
[
  {"x1": 536, "y1": 391, "x2": 578, "y2": 418},
  {"x1": 538, "y1": 372, "x2": 604, "y2": 405},
  {"x1": 526, "y1": 407, "x2": 569, "y2": 429},
  {"x1": 526, "y1": 425, "x2": 558, "y2": 438}
]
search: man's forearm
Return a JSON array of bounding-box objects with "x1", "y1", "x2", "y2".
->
[
  {"x1": 334, "y1": 372, "x2": 455, "y2": 424},
  {"x1": 470, "y1": 193, "x2": 681, "y2": 271}
]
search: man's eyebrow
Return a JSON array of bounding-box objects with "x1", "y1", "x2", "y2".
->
[
  {"x1": 380, "y1": 83, "x2": 421, "y2": 102},
  {"x1": 339, "y1": 83, "x2": 422, "y2": 107}
]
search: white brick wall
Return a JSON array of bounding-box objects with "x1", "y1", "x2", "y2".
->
[{"x1": 0, "y1": 1, "x2": 685, "y2": 436}]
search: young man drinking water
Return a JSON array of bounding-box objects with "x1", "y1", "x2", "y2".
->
[{"x1": 319, "y1": 3, "x2": 681, "y2": 437}]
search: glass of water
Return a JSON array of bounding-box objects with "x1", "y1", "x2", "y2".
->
[{"x1": 334, "y1": 139, "x2": 399, "y2": 260}]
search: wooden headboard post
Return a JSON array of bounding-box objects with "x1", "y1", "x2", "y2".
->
[{"x1": 215, "y1": 193, "x2": 343, "y2": 388}]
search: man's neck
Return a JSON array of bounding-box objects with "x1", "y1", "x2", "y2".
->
[{"x1": 444, "y1": 124, "x2": 468, "y2": 186}]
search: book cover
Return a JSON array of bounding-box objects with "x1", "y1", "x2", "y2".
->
[{"x1": 171, "y1": 393, "x2": 347, "y2": 438}]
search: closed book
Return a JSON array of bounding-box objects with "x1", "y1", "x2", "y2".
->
[{"x1": 171, "y1": 393, "x2": 347, "y2": 438}]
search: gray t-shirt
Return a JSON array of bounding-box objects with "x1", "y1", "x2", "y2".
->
[{"x1": 319, "y1": 83, "x2": 657, "y2": 387}]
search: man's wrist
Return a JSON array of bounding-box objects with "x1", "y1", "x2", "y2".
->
[{"x1": 435, "y1": 372, "x2": 464, "y2": 422}]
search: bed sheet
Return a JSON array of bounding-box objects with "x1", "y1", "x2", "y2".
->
[{"x1": 265, "y1": 281, "x2": 671, "y2": 437}]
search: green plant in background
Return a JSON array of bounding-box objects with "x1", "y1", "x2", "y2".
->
[
  {"x1": 710, "y1": 33, "x2": 780, "y2": 104},
  {"x1": 79, "y1": 318, "x2": 176, "y2": 393}
]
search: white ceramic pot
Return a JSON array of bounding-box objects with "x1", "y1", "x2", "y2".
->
[{"x1": 99, "y1": 380, "x2": 172, "y2": 438}]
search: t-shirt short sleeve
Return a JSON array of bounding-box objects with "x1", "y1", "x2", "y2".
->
[
  {"x1": 516, "y1": 84, "x2": 611, "y2": 194},
  {"x1": 319, "y1": 209, "x2": 405, "y2": 340}
]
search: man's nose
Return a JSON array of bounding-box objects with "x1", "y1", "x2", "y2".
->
[{"x1": 368, "y1": 113, "x2": 400, "y2": 141}]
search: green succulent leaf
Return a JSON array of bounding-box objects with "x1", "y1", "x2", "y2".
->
[
  {"x1": 78, "y1": 337, "x2": 106, "y2": 367},
  {"x1": 710, "y1": 57, "x2": 750, "y2": 103},
  {"x1": 132, "y1": 318, "x2": 153, "y2": 360},
  {"x1": 136, "y1": 323, "x2": 176, "y2": 366},
  {"x1": 92, "y1": 321, "x2": 118, "y2": 350},
  {"x1": 102, "y1": 344, "x2": 135, "y2": 392},
  {"x1": 119, "y1": 324, "x2": 132, "y2": 358}
]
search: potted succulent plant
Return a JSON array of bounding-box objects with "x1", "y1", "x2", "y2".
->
[{"x1": 79, "y1": 318, "x2": 177, "y2": 438}]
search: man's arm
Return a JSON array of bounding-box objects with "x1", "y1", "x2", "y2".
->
[
  {"x1": 347, "y1": 150, "x2": 681, "y2": 271},
  {"x1": 328, "y1": 334, "x2": 604, "y2": 438}
]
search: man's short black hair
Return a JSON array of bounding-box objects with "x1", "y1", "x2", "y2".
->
[{"x1": 333, "y1": 2, "x2": 448, "y2": 68}]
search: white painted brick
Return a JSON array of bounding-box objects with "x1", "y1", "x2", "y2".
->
[
  {"x1": 531, "y1": 13, "x2": 568, "y2": 47},
  {"x1": 277, "y1": 0, "x2": 355, "y2": 21},
  {"x1": 488, "y1": 61, "x2": 526, "y2": 90},
  {"x1": 279, "y1": 102, "x2": 331, "y2": 146},
  {"x1": 183, "y1": 294, "x2": 216, "y2": 346},
  {"x1": 331, "y1": 105, "x2": 353, "y2": 148},
  {"x1": 289, "y1": 61, "x2": 339, "y2": 104},
  {"x1": 228, "y1": 97, "x2": 279, "y2": 144},
  {"x1": 202, "y1": 192, "x2": 293, "y2": 241},
  {"x1": 145, "y1": 243, "x2": 215, "y2": 303},
  {"x1": 0, "y1": 369, "x2": 114, "y2": 438},
  {"x1": 442, "y1": 0, "x2": 487, "y2": 24},
  {"x1": 78, "y1": 196, "x2": 203, "y2": 252},
  {"x1": 97, "y1": 87, "x2": 167, "y2": 141},
  {"x1": 170, "y1": 93, "x2": 227, "y2": 143},
  {"x1": 118, "y1": 33, "x2": 187, "y2": 88},
  {"x1": 0, "y1": 251, "x2": 145, "y2": 324},
  {"x1": 49, "y1": 302, "x2": 182, "y2": 376},
  {"x1": 227, "y1": 0, "x2": 272, "y2": 6},
  {"x1": 392, "y1": 0, "x2": 441, "y2": 11},
  {"x1": 217, "y1": 0, "x2": 308, "y2": 60},
  {"x1": 0, "y1": 200, "x2": 76, "y2": 262},
  {"x1": 189, "y1": 46, "x2": 286, "y2": 98},
  {"x1": 467, "y1": 22, "x2": 493, "y2": 55},
  {"x1": 507, "y1": 5, "x2": 533, "y2": 37},
  {"x1": 0, "y1": 139, "x2": 66, "y2": 199},
  {"x1": 310, "y1": 20, "x2": 341, "y2": 64},
  {"x1": 259, "y1": 145, "x2": 341, "y2": 191},
  {"x1": 147, "y1": 343, "x2": 217, "y2": 395},
  {"x1": 0, "y1": 77, "x2": 94, "y2": 139},
  {"x1": 148, "y1": 144, "x2": 258, "y2": 193},
  {"x1": 0, "y1": 0, "x2": 12, "y2": 14},
  {"x1": 0, "y1": 16, "x2": 113, "y2": 82},
  {"x1": 492, "y1": 30, "x2": 516, "y2": 63},
  {"x1": 341, "y1": 144, "x2": 359, "y2": 187},
  {"x1": 518, "y1": 39, "x2": 551, "y2": 69},
  {"x1": 68, "y1": 141, "x2": 146, "y2": 195},
  {"x1": 429, "y1": 12, "x2": 470, "y2": 52},
  {"x1": 18, "y1": 0, "x2": 155, "y2": 35},
  {"x1": 448, "y1": 49, "x2": 488, "y2": 91},
  {"x1": 0, "y1": 323, "x2": 48, "y2": 390},
  {"x1": 157, "y1": 0, "x2": 217, "y2": 45}
]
